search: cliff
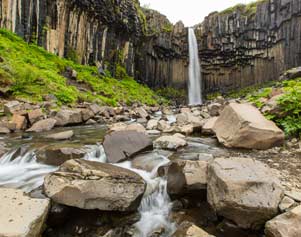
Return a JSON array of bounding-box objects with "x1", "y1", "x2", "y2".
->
[
  {"x1": 196, "y1": 0, "x2": 301, "y2": 94},
  {"x1": 134, "y1": 9, "x2": 188, "y2": 89},
  {"x1": 2, "y1": 0, "x2": 301, "y2": 98},
  {"x1": 0, "y1": 0, "x2": 145, "y2": 76}
]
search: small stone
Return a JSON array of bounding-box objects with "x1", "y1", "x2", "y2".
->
[
  {"x1": 284, "y1": 190, "x2": 301, "y2": 202},
  {"x1": 153, "y1": 134, "x2": 187, "y2": 150},
  {"x1": 279, "y1": 196, "x2": 295, "y2": 212},
  {"x1": 46, "y1": 130, "x2": 74, "y2": 140}
]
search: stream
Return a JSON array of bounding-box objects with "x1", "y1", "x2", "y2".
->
[{"x1": 0, "y1": 124, "x2": 272, "y2": 237}]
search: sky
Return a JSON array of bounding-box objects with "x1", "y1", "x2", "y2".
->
[{"x1": 139, "y1": 0, "x2": 254, "y2": 26}]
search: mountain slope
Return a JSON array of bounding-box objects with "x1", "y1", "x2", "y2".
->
[{"x1": 0, "y1": 29, "x2": 162, "y2": 106}]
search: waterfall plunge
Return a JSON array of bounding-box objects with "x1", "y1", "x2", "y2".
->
[{"x1": 188, "y1": 28, "x2": 202, "y2": 105}]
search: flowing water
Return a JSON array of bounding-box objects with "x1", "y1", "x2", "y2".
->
[
  {"x1": 116, "y1": 157, "x2": 176, "y2": 237},
  {"x1": 0, "y1": 149, "x2": 56, "y2": 192},
  {"x1": 0, "y1": 127, "x2": 176, "y2": 236},
  {"x1": 188, "y1": 28, "x2": 202, "y2": 105}
]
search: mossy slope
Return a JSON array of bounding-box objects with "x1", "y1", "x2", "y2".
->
[{"x1": 0, "y1": 29, "x2": 162, "y2": 106}]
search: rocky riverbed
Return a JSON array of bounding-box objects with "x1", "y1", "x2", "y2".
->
[{"x1": 0, "y1": 97, "x2": 300, "y2": 237}]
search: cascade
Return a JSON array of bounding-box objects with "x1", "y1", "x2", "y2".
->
[{"x1": 188, "y1": 28, "x2": 202, "y2": 105}]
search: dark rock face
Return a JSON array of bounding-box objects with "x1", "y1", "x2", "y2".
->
[
  {"x1": 134, "y1": 9, "x2": 189, "y2": 90},
  {"x1": 2, "y1": 0, "x2": 301, "y2": 96},
  {"x1": 0, "y1": 0, "x2": 143, "y2": 75},
  {"x1": 103, "y1": 130, "x2": 153, "y2": 163},
  {"x1": 196, "y1": 0, "x2": 301, "y2": 94}
]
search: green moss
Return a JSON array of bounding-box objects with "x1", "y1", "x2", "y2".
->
[
  {"x1": 206, "y1": 92, "x2": 222, "y2": 100},
  {"x1": 133, "y1": 0, "x2": 147, "y2": 35},
  {"x1": 162, "y1": 23, "x2": 173, "y2": 33},
  {"x1": 220, "y1": 0, "x2": 266, "y2": 17},
  {"x1": 0, "y1": 29, "x2": 163, "y2": 106},
  {"x1": 156, "y1": 87, "x2": 185, "y2": 105},
  {"x1": 66, "y1": 47, "x2": 80, "y2": 64}
]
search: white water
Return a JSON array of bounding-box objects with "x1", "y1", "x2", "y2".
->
[
  {"x1": 0, "y1": 144, "x2": 175, "y2": 236},
  {"x1": 116, "y1": 158, "x2": 176, "y2": 237},
  {"x1": 188, "y1": 28, "x2": 202, "y2": 105},
  {"x1": 0, "y1": 149, "x2": 56, "y2": 192},
  {"x1": 85, "y1": 147, "x2": 176, "y2": 237}
]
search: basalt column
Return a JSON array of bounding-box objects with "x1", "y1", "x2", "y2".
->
[{"x1": 196, "y1": 0, "x2": 301, "y2": 94}]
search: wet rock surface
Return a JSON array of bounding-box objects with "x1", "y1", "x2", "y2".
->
[
  {"x1": 103, "y1": 130, "x2": 153, "y2": 163},
  {"x1": 44, "y1": 159, "x2": 146, "y2": 211},
  {"x1": 0, "y1": 101, "x2": 300, "y2": 237}
]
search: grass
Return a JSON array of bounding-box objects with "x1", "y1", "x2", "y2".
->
[
  {"x1": 220, "y1": 0, "x2": 267, "y2": 17},
  {"x1": 0, "y1": 29, "x2": 164, "y2": 106}
]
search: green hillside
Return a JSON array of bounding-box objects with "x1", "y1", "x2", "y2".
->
[{"x1": 0, "y1": 29, "x2": 162, "y2": 106}]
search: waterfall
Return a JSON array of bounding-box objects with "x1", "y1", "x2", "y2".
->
[{"x1": 188, "y1": 28, "x2": 202, "y2": 105}]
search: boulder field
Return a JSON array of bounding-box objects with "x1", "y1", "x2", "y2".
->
[{"x1": 0, "y1": 97, "x2": 300, "y2": 237}]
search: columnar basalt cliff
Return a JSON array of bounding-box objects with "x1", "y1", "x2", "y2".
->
[
  {"x1": 2, "y1": 0, "x2": 301, "y2": 97},
  {"x1": 0, "y1": 0, "x2": 145, "y2": 75},
  {"x1": 134, "y1": 9, "x2": 188, "y2": 89},
  {"x1": 196, "y1": 0, "x2": 301, "y2": 94}
]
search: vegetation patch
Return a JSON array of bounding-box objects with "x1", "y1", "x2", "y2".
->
[
  {"x1": 0, "y1": 29, "x2": 163, "y2": 106},
  {"x1": 220, "y1": 0, "x2": 267, "y2": 17},
  {"x1": 221, "y1": 77, "x2": 301, "y2": 137},
  {"x1": 156, "y1": 87, "x2": 186, "y2": 105}
]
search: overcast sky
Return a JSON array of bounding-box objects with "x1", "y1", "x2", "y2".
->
[{"x1": 139, "y1": 0, "x2": 253, "y2": 26}]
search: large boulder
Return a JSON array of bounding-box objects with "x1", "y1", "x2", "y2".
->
[
  {"x1": 103, "y1": 131, "x2": 152, "y2": 163},
  {"x1": 207, "y1": 158, "x2": 283, "y2": 229},
  {"x1": 265, "y1": 205, "x2": 301, "y2": 237},
  {"x1": 44, "y1": 159, "x2": 146, "y2": 211},
  {"x1": 54, "y1": 109, "x2": 83, "y2": 126},
  {"x1": 213, "y1": 103, "x2": 285, "y2": 149},
  {"x1": 153, "y1": 134, "x2": 187, "y2": 150},
  {"x1": 167, "y1": 159, "x2": 210, "y2": 196},
  {"x1": 27, "y1": 118, "x2": 57, "y2": 132},
  {"x1": 0, "y1": 188, "x2": 50, "y2": 237}
]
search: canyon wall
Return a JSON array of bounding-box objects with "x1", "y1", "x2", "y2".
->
[
  {"x1": 134, "y1": 9, "x2": 188, "y2": 89},
  {"x1": 0, "y1": 0, "x2": 145, "y2": 76},
  {"x1": 1, "y1": 0, "x2": 301, "y2": 96},
  {"x1": 197, "y1": 0, "x2": 301, "y2": 94}
]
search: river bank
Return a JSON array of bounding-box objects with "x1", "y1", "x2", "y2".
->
[{"x1": 0, "y1": 95, "x2": 300, "y2": 237}]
